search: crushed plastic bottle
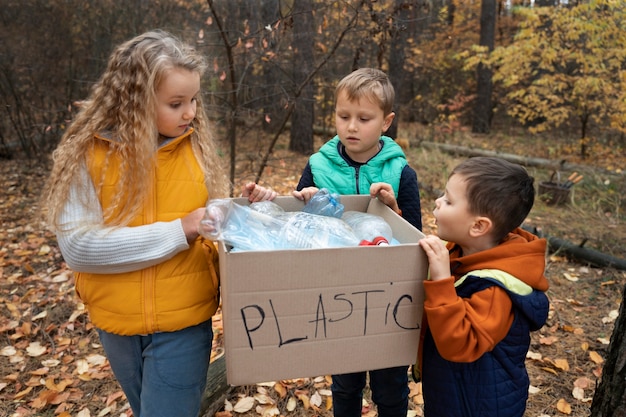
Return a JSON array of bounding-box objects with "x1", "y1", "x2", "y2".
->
[{"x1": 302, "y1": 188, "x2": 344, "y2": 218}]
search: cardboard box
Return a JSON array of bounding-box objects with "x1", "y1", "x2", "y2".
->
[{"x1": 218, "y1": 195, "x2": 428, "y2": 386}]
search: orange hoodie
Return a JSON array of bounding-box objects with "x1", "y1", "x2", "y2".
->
[{"x1": 422, "y1": 227, "x2": 548, "y2": 363}]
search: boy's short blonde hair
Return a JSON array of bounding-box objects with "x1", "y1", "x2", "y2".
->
[{"x1": 335, "y1": 68, "x2": 395, "y2": 116}]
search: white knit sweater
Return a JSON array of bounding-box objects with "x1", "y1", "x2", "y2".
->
[{"x1": 55, "y1": 168, "x2": 190, "y2": 274}]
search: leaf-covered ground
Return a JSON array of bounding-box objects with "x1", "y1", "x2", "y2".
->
[{"x1": 1, "y1": 127, "x2": 624, "y2": 417}]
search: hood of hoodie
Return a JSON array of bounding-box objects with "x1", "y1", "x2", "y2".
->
[{"x1": 447, "y1": 227, "x2": 549, "y2": 292}]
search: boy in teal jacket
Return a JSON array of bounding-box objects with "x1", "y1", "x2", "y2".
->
[{"x1": 294, "y1": 67, "x2": 422, "y2": 417}]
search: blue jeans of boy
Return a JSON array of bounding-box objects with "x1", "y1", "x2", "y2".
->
[
  {"x1": 331, "y1": 366, "x2": 409, "y2": 417},
  {"x1": 97, "y1": 319, "x2": 213, "y2": 417}
]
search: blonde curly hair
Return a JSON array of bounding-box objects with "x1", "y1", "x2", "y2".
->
[{"x1": 43, "y1": 30, "x2": 229, "y2": 230}]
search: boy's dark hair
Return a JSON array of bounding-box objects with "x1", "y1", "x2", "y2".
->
[{"x1": 451, "y1": 157, "x2": 535, "y2": 242}]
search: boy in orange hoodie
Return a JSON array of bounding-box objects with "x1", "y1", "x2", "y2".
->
[{"x1": 416, "y1": 156, "x2": 549, "y2": 417}]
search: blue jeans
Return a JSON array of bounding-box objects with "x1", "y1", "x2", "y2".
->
[
  {"x1": 331, "y1": 366, "x2": 409, "y2": 417},
  {"x1": 97, "y1": 320, "x2": 213, "y2": 417}
]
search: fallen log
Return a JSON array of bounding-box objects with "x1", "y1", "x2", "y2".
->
[
  {"x1": 522, "y1": 225, "x2": 626, "y2": 270},
  {"x1": 419, "y1": 141, "x2": 623, "y2": 177},
  {"x1": 200, "y1": 353, "x2": 232, "y2": 417}
]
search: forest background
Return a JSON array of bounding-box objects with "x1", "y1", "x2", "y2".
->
[{"x1": 1, "y1": 1, "x2": 625, "y2": 417}]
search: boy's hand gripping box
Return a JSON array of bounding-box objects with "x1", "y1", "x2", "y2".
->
[{"x1": 217, "y1": 195, "x2": 428, "y2": 385}]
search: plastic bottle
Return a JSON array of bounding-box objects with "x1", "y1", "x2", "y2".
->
[
  {"x1": 278, "y1": 212, "x2": 360, "y2": 249},
  {"x1": 342, "y1": 211, "x2": 393, "y2": 244},
  {"x1": 302, "y1": 188, "x2": 344, "y2": 218}
]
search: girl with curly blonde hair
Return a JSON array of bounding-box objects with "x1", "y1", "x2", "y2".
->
[{"x1": 43, "y1": 30, "x2": 274, "y2": 417}]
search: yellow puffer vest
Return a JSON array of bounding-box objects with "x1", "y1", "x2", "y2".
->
[{"x1": 75, "y1": 129, "x2": 220, "y2": 335}]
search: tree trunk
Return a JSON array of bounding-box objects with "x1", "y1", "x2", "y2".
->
[
  {"x1": 387, "y1": 0, "x2": 414, "y2": 139},
  {"x1": 590, "y1": 283, "x2": 626, "y2": 417},
  {"x1": 472, "y1": 0, "x2": 496, "y2": 134},
  {"x1": 289, "y1": 0, "x2": 315, "y2": 154},
  {"x1": 200, "y1": 354, "x2": 231, "y2": 417},
  {"x1": 535, "y1": 0, "x2": 559, "y2": 6}
]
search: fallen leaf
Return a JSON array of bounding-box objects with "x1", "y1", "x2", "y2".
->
[
  {"x1": 32, "y1": 310, "x2": 48, "y2": 320},
  {"x1": 105, "y1": 390, "x2": 125, "y2": 406},
  {"x1": 311, "y1": 391, "x2": 322, "y2": 408},
  {"x1": 527, "y1": 350, "x2": 542, "y2": 360},
  {"x1": 26, "y1": 341, "x2": 47, "y2": 357},
  {"x1": 75, "y1": 358, "x2": 89, "y2": 374},
  {"x1": 97, "y1": 406, "x2": 112, "y2": 416},
  {"x1": 30, "y1": 367, "x2": 49, "y2": 376},
  {"x1": 589, "y1": 351, "x2": 604, "y2": 364},
  {"x1": 1, "y1": 345, "x2": 17, "y2": 356},
  {"x1": 554, "y1": 358, "x2": 570, "y2": 371},
  {"x1": 409, "y1": 381, "x2": 422, "y2": 397},
  {"x1": 38, "y1": 244, "x2": 51, "y2": 255},
  {"x1": 574, "y1": 377, "x2": 593, "y2": 389},
  {"x1": 286, "y1": 396, "x2": 297, "y2": 412},
  {"x1": 528, "y1": 385, "x2": 541, "y2": 395},
  {"x1": 233, "y1": 396, "x2": 255, "y2": 413},
  {"x1": 254, "y1": 392, "x2": 274, "y2": 405},
  {"x1": 273, "y1": 382, "x2": 287, "y2": 398},
  {"x1": 602, "y1": 310, "x2": 619, "y2": 324},
  {"x1": 540, "y1": 367, "x2": 558, "y2": 375},
  {"x1": 563, "y1": 273, "x2": 579, "y2": 282},
  {"x1": 557, "y1": 398, "x2": 572, "y2": 414},
  {"x1": 76, "y1": 408, "x2": 92, "y2": 417},
  {"x1": 572, "y1": 386, "x2": 585, "y2": 401},
  {"x1": 255, "y1": 404, "x2": 279, "y2": 416},
  {"x1": 540, "y1": 336, "x2": 558, "y2": 345},
  {"x1": 296, "y1": 391, "x2": 310, "y2": 409},
  {"x1": 86, "y1": 353, "x2": 107, "y2": 366},
  {"x1": 223, "y1": 399, "x2": 233, "y2": 412},
  {"x1": 14, "y1": 386, "x2": 34, "y2": 400}
]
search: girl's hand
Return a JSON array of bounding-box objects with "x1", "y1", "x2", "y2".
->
[
  {"x1": 292, "y1": 186, "x2": 319, "y2": 204},
  {"x1": 418, "y1": 235, "x2": 451, "y2": 281},
  {"x1": 182, "y1": 207, "x2": 207, "y2": 243},
  {"x1": 370, "y1": 182, "x2": 400, "y2": 214},
  {"x1": 242, "y1": 182, "x2": 277, "y2": 202}
]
